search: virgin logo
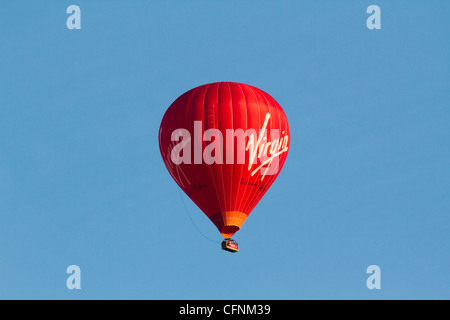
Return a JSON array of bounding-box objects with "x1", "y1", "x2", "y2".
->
[{"x1": 170, "y1": 113, "x2": 289, "y2": 180}]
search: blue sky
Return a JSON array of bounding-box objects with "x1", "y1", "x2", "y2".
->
[{"x1": 0, "y1": 1, "x2": 449, "y2": 299}]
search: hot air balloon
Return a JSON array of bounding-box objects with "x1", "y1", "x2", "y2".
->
[{"x1": 158, "y1": 82, "x2": 290, "y2": 252}]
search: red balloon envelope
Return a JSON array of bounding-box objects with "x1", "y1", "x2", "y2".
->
[{"x1": 158, "y1": 82, "x2": 290, "y2": 238}]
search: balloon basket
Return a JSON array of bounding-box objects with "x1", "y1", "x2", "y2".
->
[{"x1": 221, "y1": 239, "x2": 239, "y2": 253}]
